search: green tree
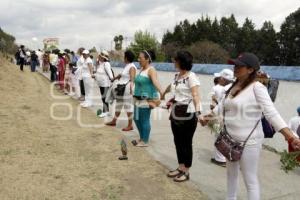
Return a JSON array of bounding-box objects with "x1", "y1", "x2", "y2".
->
[
  {"x1": 128, "y1": 30, "x2": 165, "y2": 61},
  {"x1": 187, "y1": 40, "x2": 229, "y2": 64},
  {"x1": 219, "y1": 14, "x2": 239, "y2": 57},
  {"x1": 0, "y1": 27, "x2": 18, "y2": 54},
  {"x1": 279, "y1": 7, "x2": 300, "y2": 65},
  {"x1": 210, "y1": 17, "x2": 220, "y2": 44},
  {"x1": 236, "y1": 18, "x2": 257, "y2": 54},
  {"x1": 114, "y1": 35, "x2": 123, "y2": 51},
  {"x1": 89, "y1": 47, "x2": 97, "y2": 53},
  {"x1": 256, "y1": 21, "x2": 280, "y2": 65}
]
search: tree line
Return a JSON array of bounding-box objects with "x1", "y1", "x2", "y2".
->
[
  {"x1": 0, "y1": 27, "x2": 18, "y2": 55},
  {"x1": 161, "y1": 8, "x2": 300, "y2": 66}
]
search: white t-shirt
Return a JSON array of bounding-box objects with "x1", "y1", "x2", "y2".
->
[
  {"x1": 95, "y1": 61, "x2": 114, "y2": 87},
  {"x1": 171, "y1": 72, "x2": 201, "y2": 113},
  {"x1": 211, "y1": 83, "x2": 233, "y2": 104},
  {"x1": 49, "y1": 53, "x2": 58, "y2": 66},
  {"x1": 212, "y1": 84, "x2": 225, "y2": 104},
  {"x1": 81, "y1": 57, "x2": 93, "y2": 78},
  {"x1": 289, "y1": 116, "x2": 300, "y2": 138},
  {"x1": 118, "y1": 63, "x2": 137, "y2": 84}
]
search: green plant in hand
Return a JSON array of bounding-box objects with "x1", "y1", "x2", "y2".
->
[{"x1": 280, "y1": 150, "x2": 300, "y2": 173}]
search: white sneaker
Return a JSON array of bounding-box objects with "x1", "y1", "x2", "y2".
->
[
  {"x1": 81, "y1": 103, "x2": 92, "y2": 108},
  {"x1": 68, "y1": 92, "x2": 75, "y2": 96},
  {"x1": 98, "y1": 112, "x2": 108, "y2": 118},
  {"x1": 81, "y1": 102, "x2": 92, "y2": 108}
]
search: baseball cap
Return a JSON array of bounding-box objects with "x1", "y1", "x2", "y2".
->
[
  {"x1": 228, "y1": 52, "x2": 260, "y2": 71},
  {"x1": 297, "y1": 106, "x2": 300, "y2": 114},
  {"x1": 214, "y1": 69, "x2": 234, "y2": 81}
]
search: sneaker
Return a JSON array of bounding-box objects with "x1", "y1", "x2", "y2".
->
[
  {"x1": 98, "y1": 112, "x2": 108, "y2": 118},
  {"x1": 211, "y1": 158, "x2": 226, "y2": 167},
  {"x1": 81, "y1": 102, "x2": 92, "y2": 108}
]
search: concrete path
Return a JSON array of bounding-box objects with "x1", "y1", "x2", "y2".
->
[{"x1": 38, "y1": 67, "x2": 300, "y2": 200}]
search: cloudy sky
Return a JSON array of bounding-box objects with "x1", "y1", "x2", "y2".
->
[{"x1": 1, "y1": 0, "x2": 299, "y2": 51}]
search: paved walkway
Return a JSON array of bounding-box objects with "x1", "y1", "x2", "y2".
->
[{"x1": 38, "y1": 67, "x2": 300, "y2": 200}]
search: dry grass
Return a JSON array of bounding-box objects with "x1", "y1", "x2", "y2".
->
[{"x1": 0, "y1": 56, "x2": 207, "y2": 200}]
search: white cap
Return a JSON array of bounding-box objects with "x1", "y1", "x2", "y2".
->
[
  {"x1": 214, "y1": 69, "x2": 234, "y2": 81},
  {"x1": 82, "y1": 49, "x2": 90, "y2": 54}
]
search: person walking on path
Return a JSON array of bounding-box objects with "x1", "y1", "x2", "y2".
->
[
  {"x1": 106, "y1": 50, "x2": 137, "y2": 131},
  {"x1": 202, "y1": 52, "x2": 300, "y2": 200},
  {"x1": 18, "y1": 45, "x2": 26, "y2": 71},
  {"x1": 132, "y1": 50, "x2": 163, "y2": 147},
  {"x1": 162, "y1": 51, "x2": 202, "y2": 182}
]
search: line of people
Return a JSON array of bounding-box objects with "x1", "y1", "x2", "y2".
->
[{"x1": 16, "y1": 45, "x2": 300, "y2": 200}]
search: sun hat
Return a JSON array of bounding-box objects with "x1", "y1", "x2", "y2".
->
[
  {"x1": 82, "y1": 49, "x2": 90, "y2": 55},
  {"x1": 214, "y1": 69, "x2": 234, "y2": 81},
  {"x1": 100, "y1": 50, "x2": 109, "y2": 61}
]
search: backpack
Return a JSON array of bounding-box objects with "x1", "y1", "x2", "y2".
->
[
  {"x1": 297, "y1": 123, "x2": 300, "y2": 138},
  {"x1": 267, "y1": 79, "x2": 279, "y2": 102}
]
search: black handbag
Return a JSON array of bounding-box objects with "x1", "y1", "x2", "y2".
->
[
  {"x1": 169, "y1": 100, "x2": 195, "y2": 126},
  {"x1": 115, "y1": 83, "x2": 127, "y2": 96}
]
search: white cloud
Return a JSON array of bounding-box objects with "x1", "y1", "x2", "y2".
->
[{"x1": 0, "y1": 0, "x2": 299, "y2": 51}]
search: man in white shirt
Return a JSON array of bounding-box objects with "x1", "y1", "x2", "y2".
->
[
  {"x1": 288, "y1": 107, "x2": 300, "y2": 138},
  {"x1": 210, "y1": 69, "x2": 234, "y2": 167}
]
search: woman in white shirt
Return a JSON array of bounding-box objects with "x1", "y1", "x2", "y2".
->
[
  {"x1": 204, "y1": 52, "x2": 300, "y2": 200},
  {"x1": 162, "y1": 51, "x2": 202, "y2": 182},
  {"x1": 80, "y1": 50, "x2": 94, "y2": 108},
  {"x1": 106, "y1": 50, "x2": 137, "y2": 131},
  {"x1": 94, "y1": 50, "x2": 114, "y2": 117}
]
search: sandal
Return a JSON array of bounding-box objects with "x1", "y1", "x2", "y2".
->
[
  {"x1": 173, "y1": 172, "x2": 190, "y2": 182},
  {"x1": 122, "y1": 126, "x2": 133, "y2": 131},
  {"x1": 167, "y1": 168, "x2": 183, "y2": 178},
  {"x1": 106, "y1": 121, "x2": 116, "y2": 126}
]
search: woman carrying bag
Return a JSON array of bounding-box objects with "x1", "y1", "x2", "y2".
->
[
  {"x1": 162, "y1": 51, "x2": 202, "y2": 182},
  {"x1": 106, "y1": 50, "x2": 137, "y2": 131},
  {"x1": 94, "y1": 50, "x2": 114, "y2": 118},
  {"x1": 201, "y1": 52, "x2": 300, "y2": 200}
]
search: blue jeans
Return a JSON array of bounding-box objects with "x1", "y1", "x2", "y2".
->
[
  {"x1": 31, "y1": 61, "x2": 38, "y2": 72},
  {"x1": 134, "y1": 106, "x2": 151, "y2": 143}
]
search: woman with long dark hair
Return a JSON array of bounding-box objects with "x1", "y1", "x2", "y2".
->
[{"x1": 203, "y1": 52, "x2": 300, "y2": 200}]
